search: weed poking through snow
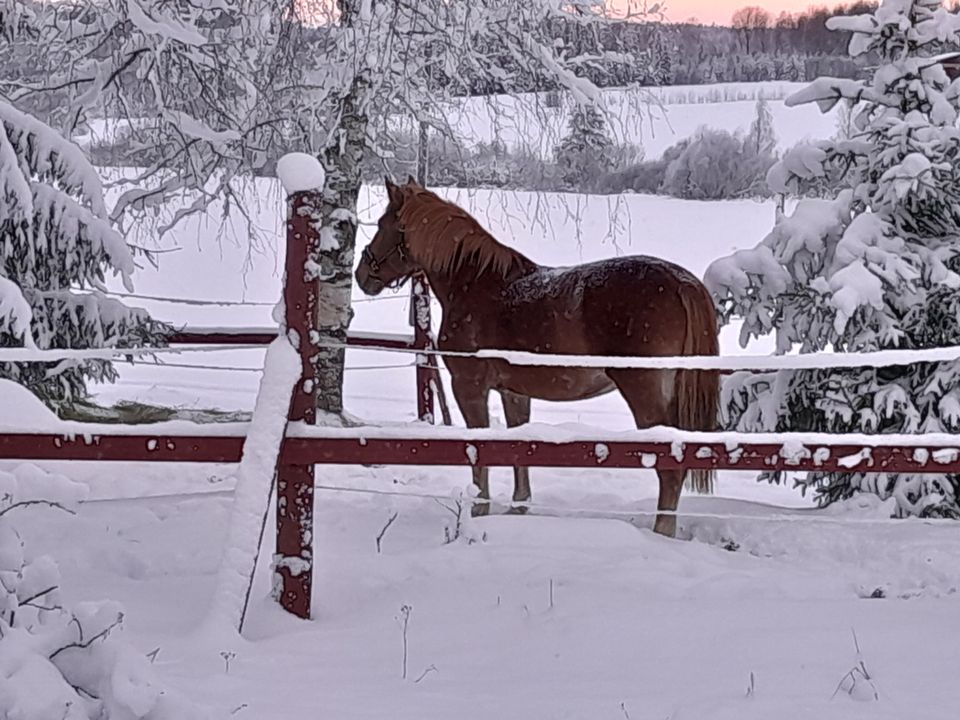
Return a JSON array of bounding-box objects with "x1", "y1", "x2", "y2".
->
[
  {"x1": 436, "y1": 489, "x2": 486, "y2": 544},
  {"x1": 832, "y1": 629, "x2": 878, "y2": 701},
  {"x1": 397, "y1": 604, "x2": 412, "y2": 679},
  {"x1": 221, "y1": 650, "x2": 237, "y2": 674},
  {"x1": 376, "y1": 511, "x2": 399, "y2": 553}
]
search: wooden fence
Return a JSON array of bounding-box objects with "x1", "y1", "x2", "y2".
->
[{"x1": 3, "y1": 186, "x2": 960, "y2": 620}]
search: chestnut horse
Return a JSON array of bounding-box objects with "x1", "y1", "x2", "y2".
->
[{"x1": 355, "y1": 178, "x2": 719, "y2": 536}]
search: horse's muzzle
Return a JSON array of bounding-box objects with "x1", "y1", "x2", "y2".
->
[{"x1": 355, "y1": 264, "x2": 385, "y2": 296}]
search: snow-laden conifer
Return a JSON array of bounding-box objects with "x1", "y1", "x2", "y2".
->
[{"x1": 706, "y1": 0, "x2": 960, "y2": 517}]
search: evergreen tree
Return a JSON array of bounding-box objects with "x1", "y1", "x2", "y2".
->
[
  {"x1": 553, "y1": 102, "x2": 617, "y2": 191},
  {"x1": 748, "y1": 95, "x2": 777, "y2": 156},
  {"x1": 705, "y1": 0, "x2": 960, "y2": 518},
  {"x1": 0, "y1": 20, "x2": 167, "y2": 409},
  {"x1": 653, "y1": 32, "x2": 675, "y2": 85}
]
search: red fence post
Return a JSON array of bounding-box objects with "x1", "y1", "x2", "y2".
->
[
  {"x1": 275, "y1": 190, "x2": 320, "y2": 620},
  {"x1": 411, "y1": 274, "x2": 435, "y2": 423},
  {"x1": 410, "y1": 276, "x2": 452, "y2": 425}
]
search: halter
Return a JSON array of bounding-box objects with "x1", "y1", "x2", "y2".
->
[{"x1": 362, "y1": 237, "x2": 410, "y2": 289}]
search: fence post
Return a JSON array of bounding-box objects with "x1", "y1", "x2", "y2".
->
[
  {"x1": 412, "y1": 119, "x2": 436, "y2": 424},
  {"x1": 275, "y1": 189, "x2": 320, "y2": 619},
  {"x1": 411, "y1": 276, "x2": 435, "y2": 423}
]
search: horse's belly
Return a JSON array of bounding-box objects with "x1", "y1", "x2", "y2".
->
[{"x1": 498, "y1": 365, "x2": 615, "y2": 402}]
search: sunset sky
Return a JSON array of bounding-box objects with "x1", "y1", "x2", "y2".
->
[{"x1": 660, "y1": 1, "x2": 815, "y2": 25}]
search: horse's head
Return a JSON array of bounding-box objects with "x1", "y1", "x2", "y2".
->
[{"x1": 355, "y1": 176, "x2": 419, "y2": 295}]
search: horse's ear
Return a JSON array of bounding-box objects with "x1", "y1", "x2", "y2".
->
[
  {"x1": 406, "y1": 174, "x2": 418, "y2": 187},
  {"x1": 384, "y1": 175, "x2": 400, "y2": 205}
]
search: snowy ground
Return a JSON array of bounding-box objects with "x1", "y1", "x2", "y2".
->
[
  {"x1": 10, "y1": 83, "x2": 960, "y2": 718},
  {"x1": 22, "y1": 474, "x2": 960, "y2": 719}
]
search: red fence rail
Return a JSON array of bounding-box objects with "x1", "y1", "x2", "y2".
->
[{"x1": 3, "y1": 431, "x2": 959, "y2": 475}]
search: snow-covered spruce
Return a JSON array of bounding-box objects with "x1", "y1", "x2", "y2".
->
[
  {"x1": 705, "y1": 0, "x2": 960, "y2": 518},
  {"x1": 0, "y1": 97, "x2": 167, "y2": 408},
  {"x1": 0, "y1": 463, "x2": 207, "y2": 719},
  {"x1": 553, "y1": 102, "x2": 618, "y2": 191}
]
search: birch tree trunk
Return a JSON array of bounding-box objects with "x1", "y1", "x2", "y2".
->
[{"x1": 314, "y1": 2, "x2": 371, "y2": 419}]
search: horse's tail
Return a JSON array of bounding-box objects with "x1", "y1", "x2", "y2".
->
[{"x1": 677, "y1": 281, "x2": 720, "y2": 494}]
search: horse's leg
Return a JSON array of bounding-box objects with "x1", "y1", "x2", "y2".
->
[
  {"x1": 500, "y1": 390, "x2": 531, "y2": 513},
  {"x1": 450, "y1": 374, "x2": 491, "y2": 516},
  {"x1": 606, "y1": 369, "x2": 683, "y2": 538},
  {"x1": 651, "y1": 469, "x2": 684, "y2": 538}
]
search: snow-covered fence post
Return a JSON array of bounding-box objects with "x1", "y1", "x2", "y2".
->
[{"x1": 275, "y1": 153, "x2": 326, "y2": 619}]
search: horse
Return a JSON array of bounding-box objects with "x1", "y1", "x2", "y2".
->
[{"x1": 355, "y1": 177, "x2": 720, "y2": 536}]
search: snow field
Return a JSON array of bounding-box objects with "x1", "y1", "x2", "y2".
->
[{"x1": 19, "y1": 476, "x2": 960, "y2": 719}]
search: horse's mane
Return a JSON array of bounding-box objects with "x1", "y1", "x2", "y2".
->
[{"x1": 396, "y1": 186, "x2": 530, "y2": 279}]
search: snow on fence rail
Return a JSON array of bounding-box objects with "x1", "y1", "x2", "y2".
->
[
  {"x1": 95, "y1": 288, "x2": 409, "y2": 306},
  {"x1": 4, "y1": 183, "x2": 960, "y2": 622},
  {"x1": 167, "y1": 326, "x2": 419, "y2": 349},
  {"x1": 11, "y1": 331, "x2": 960, "y2": 372}
]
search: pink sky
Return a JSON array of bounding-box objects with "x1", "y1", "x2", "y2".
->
[{"x1": 660, "y1": 1, "x2": 813, "y2": 25}]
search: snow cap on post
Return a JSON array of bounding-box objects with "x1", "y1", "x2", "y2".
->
[{"x1": 277, "y1": 153, "x2": 326, "y2": 195}]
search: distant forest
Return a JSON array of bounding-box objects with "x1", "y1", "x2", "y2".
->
[
  {"x1": 658, "y1": 2, "x2": 885, "y2": 85},
  {"x1": 454, "y1": 1, "x2": 960, "y2": 93},
  {"x1": 662, "y1": 1, "x2": 959, "y2": 85}
]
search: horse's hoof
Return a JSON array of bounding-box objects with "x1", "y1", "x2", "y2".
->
[
  {"x1": 506, "y1": 504, "x2": 529, "y2": 516},
  {"x1": 652, "y1": 518, "x2": 677, "y2": 538},
  {"x1": 471, "y1": 502, "x2": 491, "y2": 518}
]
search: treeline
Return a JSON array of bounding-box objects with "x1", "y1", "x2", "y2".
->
[
  {"x1": 297, "y1": 3, "x2": 888, "y2": 98},
  {"x1": 460, "y1": 2, "x2": 896, "y2": 94}
]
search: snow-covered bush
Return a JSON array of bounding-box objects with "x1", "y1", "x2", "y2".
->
[
  {"x1": 661, "y1": 126, "x2": 776, "y2": 200},
  {"x1": 705, "y1": 0, "x2": 960, "y2": 517},
  {"x1": 0, "y1": 463, "x2": 206, "y2": 719},
  {"x1": 597, "y1": 157, "x2": 670, "y2": 195}
]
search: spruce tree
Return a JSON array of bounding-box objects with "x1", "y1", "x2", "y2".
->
[
  {"x1": 748, "y1": 96, "x2": 777, "y2": 156},
  {"x1": 553, "y1": 102, "x2": 616, "y2": 191},
  {"x1": 653, "y1": 32, "x2": 675, "y2": 85},
  {"x1": 0, "y1": 25, "x2": 167, "y2": 409},
  {"x1": 705, "y1": 0, "x2": 960, "y2": 518}
]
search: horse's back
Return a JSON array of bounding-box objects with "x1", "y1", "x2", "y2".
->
[{"x1": 502, "y1": 255, "x2": 714, "y2": 357}]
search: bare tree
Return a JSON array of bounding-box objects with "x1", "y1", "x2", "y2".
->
[{"x1": 731, "y1": 6, "x2": 771, "y2": 54}]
